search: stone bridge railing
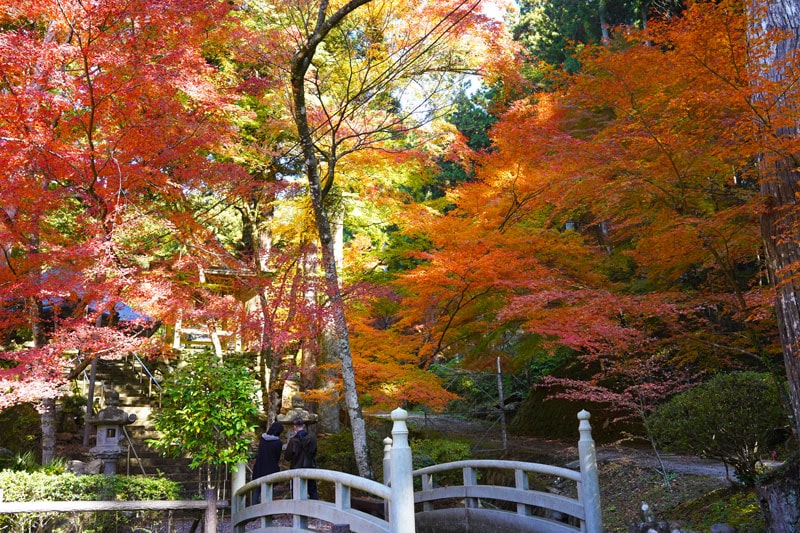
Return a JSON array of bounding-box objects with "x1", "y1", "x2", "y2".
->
[
  {"x1": 413, "y1": 459, "x2": 590, "y2": 533},
  {"x1": 231, "y1": 409, "x2": 601, "y2": 533},
  {"x1": 231, "y1": 408, "x2": 414, "y2": 533},
  {"x1": 232, "y1": 468, "x2": 392, "y2": 532}
]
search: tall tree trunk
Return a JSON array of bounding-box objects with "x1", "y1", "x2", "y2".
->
[
  {"x1": 599, "y1": 0, "x2": 610, "y2": 44},
  {"x1": 242, "y1": 180, "x2": 276, "y2": 416},
  {"x1": 288, "y1": 0, "x2": 375, "y2": 480},
  {"x1": 31, "y1": 290, "x2": 58, "y2": 465},
  {"x1": 317, "y1": 206, "x2": 345, "y2": 434},
  {"x1": 40, "y1": 397, "x2": 57, "y2": 465},
  {"x1": 751, "y1": 0, "x2": 800, "y2": 445},
  {"x1": 751, "y1": 0, "x2": 800, "y2": 530},
  {"x1": 317, "y1": 328, "x2": 343, "y2": 434}
]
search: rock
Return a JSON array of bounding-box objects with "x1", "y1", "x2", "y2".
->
[
  {"x1": 669, "y1": 521, "x2": 685, "y2": 533},
  {"x1": 641, "y1": 501, "x2": 656, "y2": 522},
  {"x1": 710, "y1": 524, "x2": 737, "y2": 533},
  {"x1": 628, "y1": 521, "x2": 671, "y2": 533},
  {"x1": 65, "y1": 459, "x2": 103, "y2": 475},
  {"x1": 66, "y1": 460, "x2": 87, "y2": 475},
  {"x1": 86, "y1": 459, "x2": 103, "y2": 474}
]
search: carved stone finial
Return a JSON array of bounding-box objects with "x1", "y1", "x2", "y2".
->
[{"x1": 276, "y1": 394, "x2": 318, "y2": 426}]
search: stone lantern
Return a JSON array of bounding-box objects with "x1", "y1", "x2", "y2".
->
[
  {"x1": 277, "y1": 394, "x2": 318, "y2": 434},
  {"x1": 87, "y1": 389, "x2": 136, "y2": 475}
]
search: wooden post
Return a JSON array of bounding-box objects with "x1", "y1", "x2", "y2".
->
[
  {"x1": 578, "y1": 410, "x2": 602, "y2": 533},
  {"x1": 496, "y1": 357, "x2": 508, "y2": 453},
  {"x1": 203, "y1": 489, "x2": 217, "y2": 533},
  {"x1": 514, "y1": 468, "x2": 530, "y2": 516},
  {"x1": 421, "y1": 474, "x2": 433, "y2": 513},
  {"x1": 389, "y1": 408, "x2": 415, "y2": 533}
]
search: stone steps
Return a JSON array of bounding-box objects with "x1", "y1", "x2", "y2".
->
[{"x1": 89, "y1": 359, "x2": 204, "y2": 497}]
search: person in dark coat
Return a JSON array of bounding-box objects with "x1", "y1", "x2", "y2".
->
[
  {"x1": 252, "y1": 422, "x2": 283, "y2": 503},
  {"x1": 284, "y1": 417, "x2": 318, "y2": 499}
]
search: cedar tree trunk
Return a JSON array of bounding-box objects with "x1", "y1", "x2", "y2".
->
[{"x1": 752, "y1": 0, "x2": 800, "y2": 530}]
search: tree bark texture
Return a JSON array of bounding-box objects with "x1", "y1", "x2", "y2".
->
[
  {"x1": 288, "y1": 0, "x2": 375, "y2": 480},
  {"x1": 751, "y1": 0, "x2": 800, "y2": 530},
  {"x1": 752, "y1": 0, "x2": 800, "y2": 442},
  {"x1": 755, "y1": 459, "x2": 800, "y2": 533},
  {"x1": 40, "y1": 397, "x2": 57, "y2": 465},
  {"x1": 317, "y1": 329, "x2": 343, "y2": 434}
]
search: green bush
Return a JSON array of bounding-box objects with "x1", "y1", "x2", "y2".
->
[
  {"x1": 410, "y1": 438, "x2": 471, "y2": 469},
  {"x1": 0, "y1": 450, "x2": 39, "y2": 472},
  {"x1": 317, "y1": 431, "x2": 361, "y2": 475},
  {"x1": 0, "y1": 403, "x2": 40, "y2": 462},
  {"x1": 647, "y1": 371, "x2": 789, "y2": 486},
  {"x1": 316, "y1": 424, "x2": 471, "y2": 488},
  {"x1": 410, "y1": 437, "x2": 472, "y2": 487},
  {"x1": 316, "y1": 418, "x2": 392, "y2": 477},
  {"x1": 0, "y1": 471, "x2": 180, "y2": 531},
  {"x1": 150, "y1": 350, "x2": 260, "y2": 469},
  {"x1": 0, "y1": 471, "x2": 180, "y2": 501}
]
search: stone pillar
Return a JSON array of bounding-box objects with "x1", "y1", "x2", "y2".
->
[
  {"x1": 578, "y1": 410, "x2": 602, "y2": 533},
  {"x1": 389, "y1": 408, "x2": 415, "y2": 533},
  {"x1": 383, "y1": 436, "x2": 393, "y2": 522}
]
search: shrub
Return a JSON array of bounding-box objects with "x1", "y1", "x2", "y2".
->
[
  {"x1": 0, "y1": 471, "x2": 179, "y2": 500},
  {"x1": 0, "y1": 403, "x2": 40, "y2": 462},
  {"x1": 316, "y1": 418, "x2": 392, "y2": 477},
  {"x1": 410, "y1": 437, "x2": 472, "y2": 487},
  {"x1": 316, "y1": 424, "x2": 471, "y2": 488},
  {"x1": 0, "y1": 471, "x2": 180, "y2": 531},
  {"x1": 150, "y1": 350, "x2": 260, "y2": 469},
  {"x1": 410, "y1": 438, "x2": 471, "y2": 469},
  {"x1": 647, "y1": 371, "x2": 789, "y2": 486}
]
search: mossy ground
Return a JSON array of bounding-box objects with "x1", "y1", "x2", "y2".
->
[{"x1": 599, "y1": 459, "x2": 764, "y2": 532}]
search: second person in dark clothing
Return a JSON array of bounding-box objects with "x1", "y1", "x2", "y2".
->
[
  {"x1": 252, "y1": 422, "x2": 284, "y2": 503},
  {"x1": 284, "y1": 417, "x2": 319, "y2": 499}
]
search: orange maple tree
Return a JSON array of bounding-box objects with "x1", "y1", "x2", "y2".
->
[{"x1": 378, "y1": 0, "x2": 785, "y2": 427}]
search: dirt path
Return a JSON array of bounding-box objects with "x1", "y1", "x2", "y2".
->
[{"x1": 400, "y1": 413, "x2": 742, "y2": 481}]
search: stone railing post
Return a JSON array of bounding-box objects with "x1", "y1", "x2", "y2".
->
[
  {"x1": 578, "y1": 410, "x2": 602, "y2": 533},
  {"x1": 231, "y1": 461, "x2": 246, "y2": 528},
  {"x1": 389, "y1": 408, "x2": 415, "y2": 533},
  {"x1": 383, "y1": 436, "x2": 393, "y2": 521},
  {"x1": 383, "y1": 436, "x2": 393, "y2": 485}
]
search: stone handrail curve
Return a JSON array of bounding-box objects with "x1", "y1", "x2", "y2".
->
[
  {"x1": 412, "y1": 459, "x2": 582, "y2": 483},
  {"x1": 412, "y1": 459, "x2": 590, "y2": 532},
  {"x1": 234, "y1": 468, "x2": 392, "y2": 533},
  {"x1": 241, "y1": 468, "x2": 391, "y2": 500}
]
